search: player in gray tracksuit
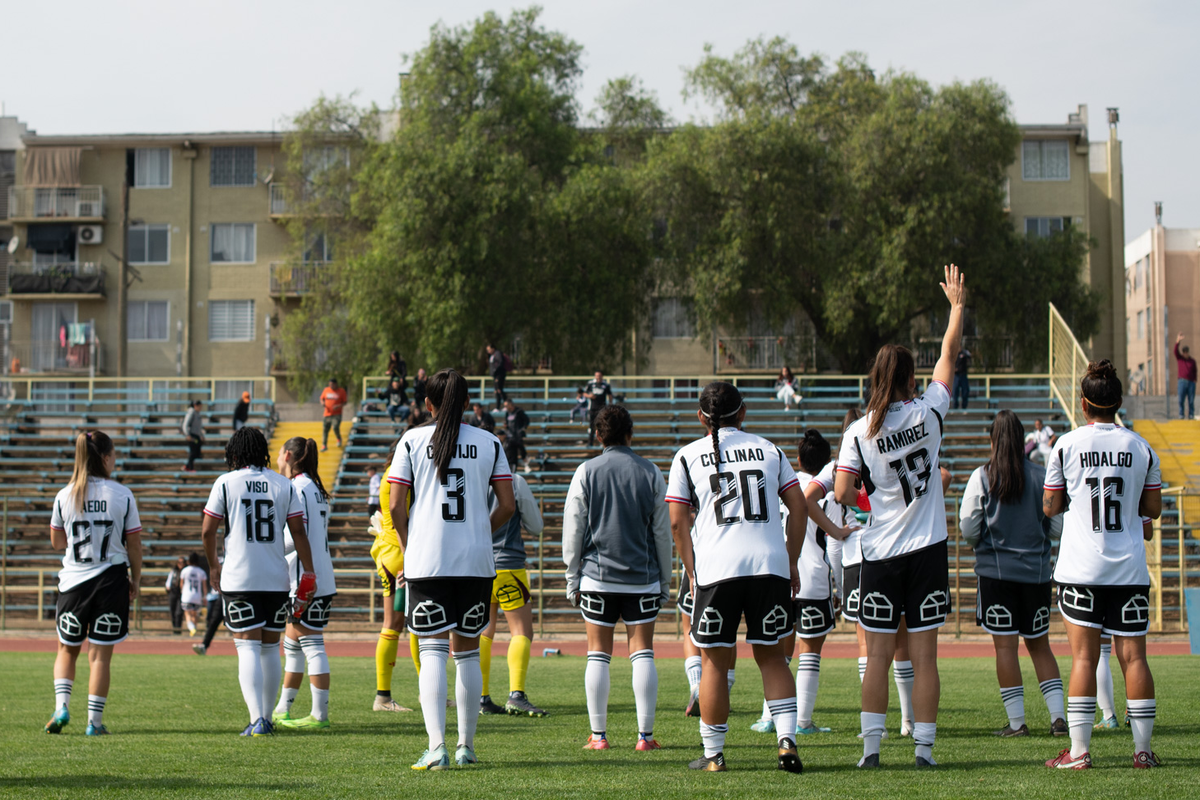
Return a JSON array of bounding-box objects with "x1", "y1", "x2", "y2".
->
[{"x1": 563, "y1": 405, "x2": 673, "y2": 751}]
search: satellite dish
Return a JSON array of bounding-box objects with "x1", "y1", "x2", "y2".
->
[{"x1": 6, "y1": 237, "x2": 17, "y2": 255}]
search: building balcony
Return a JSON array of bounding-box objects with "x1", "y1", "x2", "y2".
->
[
  {"x1": 268, "y1": 183, "x2": 291, "y2": 217},
  {"x1": 7, "y1": 186, "x2": 105, "y2": 222},
  {"x1": 269, "y1": 261, "x2": 331, "y2": 297},
  {"x1": 5, "y1": 338, "x2": 105, "y2": 376},
  {"x1": 6, "y1": 262, "x2": 106, "y2": 299}
]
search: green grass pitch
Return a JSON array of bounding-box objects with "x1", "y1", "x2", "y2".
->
[{"x1": 0, "y1": 649, "x2": 1195, "y2": 799}]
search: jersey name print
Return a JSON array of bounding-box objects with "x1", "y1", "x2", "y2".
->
[
  {"x1": 203, "y1": 467, "x2": 303, "y2": 593},
  {"x1": 1045, "y1": 423, "x2": 1161, "y2": 586},
  {"x1": 286, "y1": 474, "x2": 336, "y2": 596},
  {"x1": 51, "y1": 478, "x2": 142, "y2": 592}
]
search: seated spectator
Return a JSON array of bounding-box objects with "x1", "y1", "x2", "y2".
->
[
  {"x1": 1029, "y1": 418, "x2": 1056, "y2": 464},
  {"x1": 233, "y1": 391, "x2": 251, "y2": 432},
  {"x1": 774, "y1": 366, "x2": 801, "y2": 410},
  {"x1": 412, "y1": 368, "x2": 428, "y2": 410},
  {"x1": 378, "y1": 378, "x2": 410, "y2": 424},
  {"x1": 569, "y1": 387, "x2": 587, "y2": 423},
  {"x1": 469, "y1": 403, "x2": 495, "y2": 430}
]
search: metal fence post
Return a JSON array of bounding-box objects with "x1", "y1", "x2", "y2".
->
[
  {"x1": 37, "y1": 569, "x2": 44, "y2": 623},
  {"x1": 538, "y1": 509, "x2": 545, "y2": 638},
  {"x1": 2, "y1": 497, "x2": 7, "y2": 631}
]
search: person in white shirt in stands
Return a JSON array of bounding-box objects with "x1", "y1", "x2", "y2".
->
[
  {"x1": 834, "y1": 264, "x2": 965, "y2": 768},
  {"x1": 367, "y1": 466, "x2": 382, "y2": 517},
  {"x1": 1041, "y1": 360, "x2": 1163, "y2": 770},
  {"x1": 179, "y1": 553, "x2": 208, "y2": 636},
  {"x1": 1030, "y1": 419, "x2": 1056, "y2": 465}
]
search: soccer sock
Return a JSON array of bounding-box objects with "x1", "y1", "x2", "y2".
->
[
  {"x1": 1067, "y1": 696, "x2": 1097, "y2": 758},
  {"x1": 275, "y1": 686, "x2": 299, "y2": 716},
  {"x1": 300, "y1": 635, "x2": 330, "y2": 677},
  {"x1": 453, "y1": 648, "x2": 482, "y2": 748},
  {"x1": 283, "y1": 636, "x2": 305, "y2": 675},
  {"x1": 410, "y1": 632, "x2": 422, "y2": 675},
  {"x1": 1095, "y1": 642, "x2": 1115, "y2": 719},
  {"x1": 234, "y1": 638, "x2": 265, "y2": 723},
  {"x1": 858, "y1": 656, "x2": 868, "y2": 683},
  {"x1": 913, "y1": 721, "x2": 937, "y2": 763},
  {"x1": 417, "y1": 639, "x2": 449, "y2": 750},
  {"x1": 1127, "y1": 698, "x2": 1156, "y2": 753},
  {"x1": 767, "y1": 696, "x2": 798, "y2": 746},
  {"x1": 585, "y1": 651, "x2": 611, "y2": 735},
  {"x1": 87, "y1": 695, "x2": 106, "y2": 728},
  {"x1": 311, "y1": 687, "x2": 330, "y2": 722},
  {"x1": 1000, "y1": 685, "x2": 1025, "y2": 729},
  {"x1": 860, "y1": 711, "x2": 886, "y2": 762},
  {"x1": 685, "y1": 655, "x2": 702, "y2": 695},
  {"x1": 479, "y1": 635, "x2": 493, "y2": 697},
  {"x1": 508, "y1": 635, "x2": 531, "y2": 694},
  {"x1": 630, "y1": 649, "x2": 657, "y2": 736},
  {"x1": 795, "y1": 653, "x2": 821, "y2": 728},
  {"x1": 1039, "y1": 678, "x2": 1065, "y2": 723},
  {"x1": 700, "y1": 722, "x2": 728, "y2": 757},
  {"x1": 260, "y1": 641, "x2": 282, "y2": 721},
  {"x1": 893, "y1": 660, "x2": 915, "y2": 725},
  {"x1": 54, "y1": 678, "x2": 73, "y2": 711},
  {"x1": 760, "y1": 698, "x2": 771, "y2": 720},
  {"x1": 375, "y1": 628, "x2": 399, "y2": 695},
  {"x1": 187, "y1": 620, "x2": 197, "y2": 634},
  {"x1": 727, "y1": 669, "x2": 736, "y2": 692}
]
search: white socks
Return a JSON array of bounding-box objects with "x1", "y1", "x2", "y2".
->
[
  {"x1": 1067, "y1": 696, "x2": 1096, "y2": 758},
  {"x1": 1127, "y1": 698, "x2": 1156, "y2": 753},
  {"x1": 87, "y1": 695, "x2": 106, "y2": 728},
  {"x1": 857, "y1": 656, "x2": 868, "y2": 683},
  {"x1": 417, "y1": 639, "x2": 449, "y2": 750},
  {"x1": 54, "y1": 678, "x2": 73, "y2": 711},
  {"x1": 234, "y1": 638, "x2": 265, "y2": 723},
  {"x1": 860, "y1": 711, "x2": 886, "y2": 763},
  {"x1": 586, "y1": 651, "x2": 611, "y2": 735},
  {"x1": 684, "y1": 656, "x2": 702, "y2": 695},
  {"x1": 1039, "y1": 678, "x2": 1065, "y2": 723},
  {"x1": 913, "y1": 721, "x2": 936, "y2": 762},
  {"x1": 311, "y1": 688, "x2": 330, "y2": 722},
  {"x1": 275, "y1": 686, "x2": 299, "y2": 716},
  {"x1": 893, "y1": 661, "x2": 914, "y2": 728},
  {"x1": 700, "y1": 721, "x2": 728, "y2": 757},
  {"x1": 727, "y1": 669, "x2": 736, "y2": 692},
  {"x1": 1096, "y1": 642, "x2": 1115, "y2": 719},
  {"x1": 260, "y1": 641, "x2": 281, "y2": 720},
  {"x1": 283, "y1": 636, "x2": 305, "y2": 674},
  {"x1": 630, "y1": 649, "x2": 657, "y2": 736},
  {"x1": 453, "y1": 648, "x2": 482, "y2": 749},
  {"x1": 300, "y1": 635, "x2": 330, "y2": 677},
  {"x1": 767, "y1": 697, "x2": 797, "y2": 745},
  {"x1": 795, "y1": 653, "x2": 821, "y2": 728},
  {"x1": 1000, "y1": 685, "x2": 1025, "y2": 729}
]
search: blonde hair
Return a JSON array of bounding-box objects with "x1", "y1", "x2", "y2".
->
[{"x1": 67, "y1": 430, "x2": 113, "y2": 512}]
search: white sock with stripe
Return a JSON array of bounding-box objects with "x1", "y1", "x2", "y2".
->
[
  {"x1": 453, "y1": 648, "x2": 482, "y2": 748},
  {"x1": 275, "y1": 686, "x2": 298, "y2": 716},
  {"x1": 893, "y1": 660, "x2": 914, "y2": 727},
  {"x1": 684, "y1": 655, "x2": 702, "y2": 694},
  {"x1": 860, "y1": 711, "x2": 886, "y2": 763},
  {"x1": 311, "y1": 687, "x2": 330, "y2": 722},
  {"x1": 630, "y1": 649, "x2": 657, "y2": 736},
  {"x1": 234, "y1": 638, "x2": 264, "y2": 723},
  {"x1": 586, "y1": 651, "x2": 611, "y2": 736},
  {"x1": 767, "y1": 696, "x2": 797, "y2": 745},
  {"x1": 417, "y1": 639, "x2": 449, "y2": 750},
  {"x1": 913, "y1": 721, "x2": 936, "y2": 763},
  {"x1": 1000, "y1": 685, "x2": 1025, "y2": 729},
  {"x1": 700, "y1": 721, "x2": 728, "y2": 757},
  {"x1": 795, "y1": 653, "x2": 821, "y2": 729},
  {"x1": 1127, "y1": 698, "x2": 1156, "y2": 754},
  {"x1": 857, "y1": 656, "x2": 868, "y2": 683},
  {"x1": 54, "y1": 678, "x2": 73, "y2": 712},
  {"x1": 87, "y1": 695, "x2": 106, "y2": 728},
  {"x1": 1039, "y1": 678, "x2": 1065, "y2": 724},
  {"x1": 1067, "y1": 696, "x2": 1096, "y2": 758}
]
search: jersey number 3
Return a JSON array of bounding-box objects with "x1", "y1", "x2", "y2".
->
[
  {"x1": 711, "y1": 470, "x2": 770, "y2": 525},
  {"x1": 442, "y1": 468, "x2": 466, "y2": 522}
]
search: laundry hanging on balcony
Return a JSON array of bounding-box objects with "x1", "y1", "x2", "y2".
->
[{"x1": 22, "y1": 147, "x2": 82, "y2": 186}]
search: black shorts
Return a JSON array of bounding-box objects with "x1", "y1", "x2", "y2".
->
[
  {"x1": 56, "y1": 565, "x2": 130, "y2": 646},
  {"x1": 690, "y1": 576, "x2": 793, "y2": 648},
  {"x1": 223, "y1": 591, "x2": 290, "y2": 633},
  {"x1": 793, "y1": 596, "x2": 836, "y2": 638},
  {"x1": 858, "y1": 540, "x2": 949, "y2": 634},
  {"x1": 580, "y1": 592, "x2": 660, "y2": 627},
  {"x1": 842, "y1": 564, "x2": 862, "y2": 623},
  {"x1": 976, "y1": 576, "x2": 1052, "y2": 638},
  {"x1": 291, "y1": 593, "x2": 337, "y2": 630},
  {"x1": 1057, "y1": 583, "x2": 1150, "y2": 637},
  {"x1": 678, "y1": 574, "x2": 694, "y2": 618},
  {"x1": 406, "y1": 577, "x2": 491, "y2": 637}
]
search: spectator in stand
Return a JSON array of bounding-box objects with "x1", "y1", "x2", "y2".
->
[
  {"x1": 166, "y1": 556, "x2": 185, "y2": 634},
  {"x1": 233, "y1": 392, "x2": 251, "y2": 432},
  {"x1": 570, "y1": 387, "x2": 588, "y2": 423},
  {"x1": 469, "y1": 403, "x2": 495, "y2": 430},
  {"x1": 379, "y1": 379, "x2": 410, "y2": 425},
  {"x1": 584, "y1": 372, "x2": 613, "y2": 447},
  {"x1": 320, "y1": 378, "x2": 348, "y2": 451},
  {"x1": 1175, "y1": 333, "x2": 1196, "y2": 420},
  {"x1": 1129, "y1": 364, "x2": 1147, "y2": 397},
  {"x1": 387, "y1": 351, "x2": 408, "y2": 388},
  {"x1": 774, "y1": 366, "x2": 802, "y2": 411},
  {"x1": 953, "y1": 347, "x2": 972, "y2": 410},
  {"x1": 367, "y1": 466, "x2": 382, "y2": 516},
  {"x1": 504, "y1": 398, "x2": 530, "y2": 472},
  {"x1": 487, "y1": 345, "x2": 510, "y2": 411},
  {"x1": 406, "y1": 403, "x2": 428, "y2": 432},
  {"x1": 412, "y1": 368, "x2": 428, "y2": 411},
  {"x1": 182, "y1": 400, "x2": 205, "y2": 472},
  {"x1": 1030, "y1": 419, "x2": 1056, "y2": 465}
]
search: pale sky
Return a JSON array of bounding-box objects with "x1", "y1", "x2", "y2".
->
[{"x1": 5, "y1": 0, "x2": 1196, "y2": 240}]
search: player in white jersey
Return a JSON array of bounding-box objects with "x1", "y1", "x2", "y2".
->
[
  {"x1": 272, "y1": 436, "x2": 338, "y2": 730},
  {"x1": 1042, "y1": 360, "x2": 1162, "y2": 770},
  {"x1": 835, "y1": 263, "x2": 965, "y2": 768},
  {"x1": 388, "y1": 368, "x2": 515, "y2": 770},
  {"x1": 201, "y1": 427, "x2": 316, "y2": 737},
  {"x1": 45, "y1": 430, "x2": 143, "y2": 736},
  {"x1": 179, "y1": 553, "x2": 208, "y2": 635},
  {"x1": 666, "y1": 381, "x2": 807, "y2": 774}
]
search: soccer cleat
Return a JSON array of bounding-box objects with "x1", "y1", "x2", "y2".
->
[
  {"x1": 1133, "y1": 751, "x2": 1162, "y2": 769},
  {"x1": 505, "y1": 691, "x2": 547, "y2": 717},
  {"x1": 994, "y1": 723, "x2": 1030, "y2": 737},
  {"x1": 1051, "y1": 718, "x2": 1068, "y2": 737},
  {"x1": 411, "y1": 744, "x2": 450, "y2": 771},
  {"x1": 85, "y1": 723, "x2": 110, "y2": 736},
  {"x1": 1094, "y1": 715, "x2": 1120, "y2": 730},
  {"x1": 635, "y1": 734, "x2": 661, "y2": 751},
  {"x1": 240, "y1": 722, "x2": 255, "y2": 737},
  {"x1": 44, "y1": 707, "x2": 70, "y2": 734},
  {"x1": 479, "y1": 695, "x2": 507, "y2": 715},
  {"x1": 750, "y1": 716, "x2": 776, "y2": 733},
  {"x1": 373, "y1": 696, "x2": 413, "y2": 712},
  {"x1": 915, "y1": 755, "x2": 937, "y2": 768},
  {"x1": 777, "y1": 738, "x2": 803, "y2": 773},
  {"x1": 688, "y1": 753, "x2": 727, "y2": 771},
  {"x1": 271, "y1": 709, "x2": 293, "y2": 724},
  {"x1": 192, "y1": 643, "x2": 206, "y2": 655},
  {"x1": 250, "y1": 718, "x2": 273, "y2": 737},
  {"x1": 455, "y1": 745, "x2": 478, "y2": 765},
  {"x1": 685, "y1": 689, "x2": 701, "y2": 718},
  {"x1": 583, "y1": 733, "x2": 610, "y2": 750},
  {"x1": 1045, "y1": 748, "x2": 1091, "y2": 769},
  {"x1": 278, "y1": 714, "x2": 330, "y2": 729},
  {"x1": 796, "y1": 722, "x2": 831, "y2": 735},
  {"x1": 857, "y1": 753, "x2": 880, "y2": 768}
]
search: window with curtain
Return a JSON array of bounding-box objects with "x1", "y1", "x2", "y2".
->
[
  {"x1": 128, "y1": 300, "x2": 169, "y2": 341},
  {"x1": 304, "y1": 231, "x2": 333, "y2": 262},
  {"x1": 1021, "y1": 139, "x2": 1070, "y2": 181},
  {"x1": 209, "y1": 300, "x2": 255, "y2": 341},
  {"x1": 210, "y1": 146, "x2": 257, "y2": 187},
  {"x1": 128, "y1": 224, "x2": 170, "y2": 264},
  {"x1": 134, "y1": 148, "x2": 171, "y2": 187},
  {"x1": 210, "y1": 223, "x2": 255, "y2": 263},
  {"x1": 652, "y1": 298, "x2": 696, "y2": 338},
  {"x1": 1024, "y1": 217, "x2": 1071, "y2": 238}
]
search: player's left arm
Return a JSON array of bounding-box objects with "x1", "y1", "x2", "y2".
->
[
  {"x1": 516, "y1": 477, "x2": 544, "y2": 535},
  {"x1": 126, "y1": 530, "x2": 143, "y2": 602},
  {"x1": 781, "y1": 483, "x2": 807, "y2": 596},
  {"x1": 651, "y1": 474, "x2": 674, "y2": 604},
  {"x1": 1139, "y1": 447, "x2": 1163, "y2": 520},
  {"x1": 201, "y1": 514, "x2": 222, "y2": 590},
  {"x1": 490, "y1": 479, "x2": 516, "y2": 532},
  {"x1": 804, "y1": 480, "x2": 854, "y2": 541}
]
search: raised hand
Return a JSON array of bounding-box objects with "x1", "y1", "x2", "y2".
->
[{"x1": 940, "y1": 264, "x2": 965, "y2": 308}]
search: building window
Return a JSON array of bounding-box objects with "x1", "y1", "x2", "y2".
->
[
  {"x1": 210, "y1": 146, "x2": 257, "y2": 187},
  {"x1": 1137, "y1": 310, "x2": 1144, "y2": 340},
  {"x1": 209, "y1": 300, "x2": 255, "y2": 342},
  {"x1": 1021, "y1": 139, "x2": 1070, "y2": 181},
  {"x1": 134, "y1": 148, "x2": 171, "y2": 188},
  {"x1": 128, "y1": 300, "x2": 169, "y2": 341},
  {"x1": 652, "y1": 298, "x2": 696, "y2": 339},
  {"x1": 304, "y1": 231, "x2": 333, "y2": 263},
  {"x1": 1024, "y1": 217, "x2": 1071, "y2": 238},
  {"x1": 127, "y1": 224, "x2": 170, "y2": 264},
  {"x1": 211, "y1": 223, "x2": 255, "y2": 263}
]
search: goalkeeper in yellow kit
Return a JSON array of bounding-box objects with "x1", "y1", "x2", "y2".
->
[{"x1": 369, "y1": 450, "x2": 419, "y2": 712}]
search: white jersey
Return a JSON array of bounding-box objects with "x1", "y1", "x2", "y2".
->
[
  {"x1": 51, "y1": 478, "x2": 142, "y2": 592},
  {"x1": 203, "y1": 467, "x2": 303, "y2": 593},
  {"x1": 666, "y1": 427, "x2": 800, "y2": 586},
  {"x1": 790, "y1": 467, "x2": 833, "y2": 600},
  {"x1": 1045, "y1": 422, "x2": 1161, "y2": 586},
  {"x1": 387, "y1": 423, "x2": 511, "y2": 580},
  {"x1": 285, "y1": 473, "x2": 336, "y2": 596},
  {"x1": 180, "y1": 565, "x2": 206, "y2": 605},
  {"x1": 837, "y1": 380, "x2": 950, "y2": 561}
]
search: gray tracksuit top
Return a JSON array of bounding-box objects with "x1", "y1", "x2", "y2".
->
[
  {"x1": 959, "y1": 460, "x2": 1061, "y2": 584},
  {"x1": 487, "y1": 474, "x2": 544, "y2": 570}
]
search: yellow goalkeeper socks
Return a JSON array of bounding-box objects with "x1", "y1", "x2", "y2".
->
[
  {"x1": 410, "y1": 632, "x2": 421, "y2": 675},
  {"x1": 376, "y1": 628, "x2": 399, "y2": 693},
  {"x1": 509, "y1": 635, "x2": 531, "y2": 694},
  {"x1": 480, "y1": 635, "x2": 494, "y2": 696}
]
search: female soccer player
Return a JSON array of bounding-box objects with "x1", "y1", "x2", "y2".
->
[
  {"x1": 667, "y1": 381, "x2": 808, "y2": 774},
  {"x1": 45, "y1": 430, "x2": 143, "y2": 736},
  {"x1": 959, "y1": 411, "x2": 1066, "y2": 738},
  {"x1": 273, "y1": 437, "x2": 337, "y2": 729},
  {"x1": 834, "y1": 264, "x2": 965, "y2": 768},
  {"x1": 1042, "y1": 360, "x2": 1162, "y2": 769},
  {"x1": 201, "y1": 427, "x2": 317, "y2": 737},
  {"x1": 369, "y1": 439, "x2": 417, "y2": 713},
  {"x1": 388, "y1": 368, "x2": 515, "y2": 770},
  {"x1": 563, "y1": 406, "x2": 672, "y2": 751},
  {"x1": 179, "y1": 553, "x2": 207, "y2": 636}
]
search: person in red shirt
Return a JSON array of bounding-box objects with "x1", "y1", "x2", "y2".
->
[
  {"x1": 1175, "y1": 333, "x2": 1196, "y2": 420},
  {"x1": 320, "y1": 379, "x2": 348, "y2": 451}
]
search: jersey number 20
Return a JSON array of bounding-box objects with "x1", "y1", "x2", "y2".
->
[{"x1": 711, "y1": 470, "x2": 770, "y2": 525}]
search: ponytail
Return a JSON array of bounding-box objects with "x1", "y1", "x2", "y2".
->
[
  {"x1": 282, "y1": 436, "x2": 329, "y2": 500},
  {"x1": 68, "y1": 430, "x2": 113, "y2": 512},
  {"x1": 427, "y1": 368, "x2": 470, "y2": 482},
  {"x1": 865, "y1": 344, "x2": 915, "y2": 439},
  {"x1": 986, "y1": 410, "x2": 1026, "y2": 504},
  {"x1": 698, "y1": 381, "x2": 745, "y2": 467}
]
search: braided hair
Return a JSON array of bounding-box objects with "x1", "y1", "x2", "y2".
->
[
  {"x1": 698, "y1": 381, "x2": 745, "y2": 466},
  {"x1": 225, "y1": 426, "x2": 269, "y2": 471}
]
